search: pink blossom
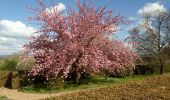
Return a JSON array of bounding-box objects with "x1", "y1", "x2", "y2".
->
[{"x1": 20, "y1": 1, "x2": 139, "y2": 84}]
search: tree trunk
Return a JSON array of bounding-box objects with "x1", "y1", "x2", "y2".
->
[
  {"x1": 159, "y1": 59, "x2": 164, "y2": 74},
  {"x1": 70, "y1": 51, "x2": 83, "y2": 84},
  {"x1": 76, "y1": 71, "x2": 80, "y2": 84},
  {"x1": 160, "y1": 63, "x2": 164, "y2": 74}
]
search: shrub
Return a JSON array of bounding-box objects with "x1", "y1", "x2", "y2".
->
[
  {"x1": 2, "y1": 59, "x2": 17, "y2": 71},
  {"x1": 134, "y1": 64, "x2": 154, "y2": 75}
]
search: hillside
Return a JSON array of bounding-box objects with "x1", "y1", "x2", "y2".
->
[
  {"x1": 45, "y1": 73, "x2": 170, "y2": 100},
  {"x1": 0, "y1": 74, "x2": 170, "y2": 100}
]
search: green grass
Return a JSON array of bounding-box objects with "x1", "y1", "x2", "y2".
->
[
  {"x1": 0, "y1": 96, "x2": 8, "y2": 100},
  {"x1": 20, "y1": 75, "x2": 150, "y2": 93}
]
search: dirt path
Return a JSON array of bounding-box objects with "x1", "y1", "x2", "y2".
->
[{"x1": 0, "y1": 87, "x2": 70, "y2": 100}]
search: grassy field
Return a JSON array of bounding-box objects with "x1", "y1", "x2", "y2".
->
[{"x1": 44, "y1": 73, "x2": 170, "y2": 100}]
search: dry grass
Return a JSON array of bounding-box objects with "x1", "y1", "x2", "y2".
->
[
  {"x1": 45, "y1": 73, "x2": 170, "y2": 100},
  {"x1": 0, "y1": 71, "x2": 10, "y2": 87},
  {"x1": 0, "y1": 71, "x2": 20, "y2": 88}
]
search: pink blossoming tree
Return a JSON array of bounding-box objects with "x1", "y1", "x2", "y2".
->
[{"x1": 22, "y1": 1, "x2": 139, "y2": 84}]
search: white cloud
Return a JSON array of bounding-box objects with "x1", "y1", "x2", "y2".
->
[
  {"x1": 0, "y1": 20, "x2": 36, "y2": 38},
  {"x1": 138, "y1": 2, "x2": 167, "y2": 16},
  {"x1": 0, "y1": 20, "x2": 36, "y2": 55},
  {"x1": 45, "y1": 3, "x2": 66, "y2": 14}
]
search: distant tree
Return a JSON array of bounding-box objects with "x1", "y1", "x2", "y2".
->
[
  {"x1": 3, "y1": 59, "x2": 17, "y2": 71},
  {"x1": 1, "y1": 54, "x2": 19, "y2": 71},
  {"x1": 128, "y1": 10, "x2": 170, "y2": 74},
  {"x1": 21, "y1": 1, "x2": 139, "y2": 84}
]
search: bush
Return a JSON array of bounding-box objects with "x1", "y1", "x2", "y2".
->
[
  {"x1": 134, "y1": 64, "x2": 154, "y2": 75},
  {"x1": 165, "y1": 60, "x2": 170, "y2": 73},
  {"x1": 2, "y1": 59, "x2": 17, "y2": 71},
  {"x1": 18, "y1": 71, "x2": 30, "y2": 87},
  {"x1": 0, "y1": 54, "x2": 19, "y2": 71},
  {"x1": 99, "y1": 67, "x2": 133, "y2": 78}
]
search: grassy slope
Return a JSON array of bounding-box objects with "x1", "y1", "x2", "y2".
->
[{"x1": 45, "y1": 73, "x2": 170, "y2": 100}]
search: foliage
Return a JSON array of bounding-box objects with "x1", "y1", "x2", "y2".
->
[
  {"x1": 44, "y1": 73, "x2": 170, "y2": 100},
  {"x1": 0, "y1": 55, "x2": 18, "y2": 71},
  {"x1": 0, "y1": 58, "x2": 5, "y2": 70},
  {"x1": 2, "y1": 59, "x2": 17, "y2": 71},
  {"x1": 134, "y1": 64, "x2": 154, "y2": 75},
  {"x1": 165, "y1": 60, "x2": 170, "y2": 72},
  {"x1": 20, "y1": 75, "x2": 147, "y2": 93},
  {"x1": 0, "y1": 54, "x2": 31, "y2": 71},
  {"x1": 21, "y1": 1, "x2": 139, "y2": 84},
  {"x1": 15, "y1": 51, "x2": 35, "y2": 71}
]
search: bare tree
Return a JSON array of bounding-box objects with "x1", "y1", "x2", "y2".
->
[{"x1": 128, "y1": 10, "x2": 170, "y2": 74}]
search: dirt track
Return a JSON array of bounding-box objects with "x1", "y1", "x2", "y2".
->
[{"x1": 0, "y1": 87, "x2": 57, "y2": 100}]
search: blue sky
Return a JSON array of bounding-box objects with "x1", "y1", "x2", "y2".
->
[{"x1": 0, "y1": 0, "x2": 170, "y2": 55}]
